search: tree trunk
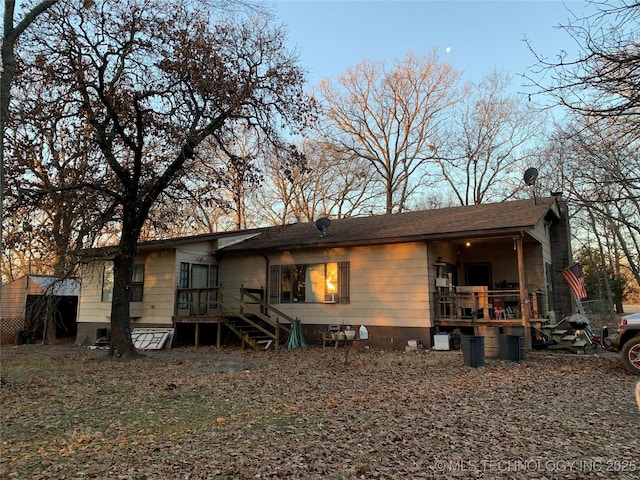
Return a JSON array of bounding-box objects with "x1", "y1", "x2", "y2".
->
[
  {"x1": 43, "y1": 296, "x2": 56, "y2": 344},
  {"x1": 109, "y1": 247, "x2": 141, "y2": 359}
]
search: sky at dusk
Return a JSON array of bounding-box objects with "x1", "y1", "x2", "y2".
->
[{"x1": 274, "y1": 0, "x2": 589, "y2": 96}]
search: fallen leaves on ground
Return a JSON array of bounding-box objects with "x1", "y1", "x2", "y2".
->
[{"x1": 1, "y1": 345, "x2": 638, "y2": 479}]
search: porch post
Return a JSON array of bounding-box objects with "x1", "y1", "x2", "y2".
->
[{"x1": 516, "y1": 235, "x2": 532, "y2": 349}]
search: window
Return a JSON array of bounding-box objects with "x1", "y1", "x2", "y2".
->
[
  {"x1": 101, "y1": 262, "x2": 144, "y2": 302},
  {"x1": 270, "y1": 261, "x2": 349, "y2": 304},
  {"x1": 101, "y1": 263, "x2": 113, "y2": 302},
  {"x1": 131, "y1": 264, "x2": 145, "y2": 302},
  {"x1": 179, "y1": 262, "x2": 190, "y2": 289},
  {"x1": 178, "y1": 262, "x2": 190, "y2": 310},
  {"x1": 281, "y1": 265, "x2": 306, "y2": 302}
]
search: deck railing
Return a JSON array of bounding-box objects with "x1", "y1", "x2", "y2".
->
[
  {"x1": 173, "y1": 286, "x2": 297, "y2": 325},
  {"x1": 173, "y1": 286, "x2": 291, "y2": 350},
  {"x1": 434, "y1": 287, "x2": 545, "y2": 322},
  {"x1": 175, "y1": 287, "x2": 220, "y2": 317}
]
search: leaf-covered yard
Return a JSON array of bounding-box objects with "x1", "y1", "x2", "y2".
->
[{"x1": 1, "y1": 344, "x2": 638, "y2": 479}]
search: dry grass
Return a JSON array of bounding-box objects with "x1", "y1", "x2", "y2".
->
[{"x1": 1, "y1": 344, "x2": 639, "y2": 479}]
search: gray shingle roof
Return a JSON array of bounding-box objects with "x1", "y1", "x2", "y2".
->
[{"x1": 221, "y1": 197, "x2": 559, "y2": 253}]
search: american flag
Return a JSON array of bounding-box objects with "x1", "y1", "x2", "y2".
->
[{"x1": 561, "y1": 263, "x2": 587, "y2": 299}]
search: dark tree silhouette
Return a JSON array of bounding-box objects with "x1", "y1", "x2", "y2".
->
[{"x1": 16, "y1": 0, "x2": 314, "y2": 357}]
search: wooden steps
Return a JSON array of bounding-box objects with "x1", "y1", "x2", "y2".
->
[
  {"x1": 535, "y1": 323, "x2": 591, "y2": 353},
  {"x1": 225, "y1": 316, "x2": 284, "y2": 350}
]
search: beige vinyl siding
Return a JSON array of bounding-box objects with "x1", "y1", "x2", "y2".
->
[
  {"x1": 523, "y1": 242, "x2": 546, "y2": 289},
  {"x1": 1, "y1": 277, "x2": 43, "y2": 318},
  {"x1": 529, "y1": 219, "x2": 555, "y2": 267},
  {"x1": 220, "y1": 242, "x2": 431, "y2": 328},
  {"x1": 348, "y1": 243, "x2": 429, "y2": 327},
  {"x1": 525, "y1": 220, "x2": 553, "y2": 309},
  {"x1": 130, "y1": 251, "x2": 175, "y2": 325},
  {"x1": 77, "y1": 261, "x2": 112, "y2": 324},
  {"x1": 78, "y1": 250, "x2": 178, "y2": 326},
  {"x1": 1, "y1": 277, "x2": 26, "y2": 318},
  {"x1": 219, "y1": 254, "x2": 267, "y2": 292},
  {"x1": 483, "y1": 249, "x2": 519, "y2": 285},
  {"x1": 528, "y1": 219, "x2": 548, "y2": 245},
  {"x1": 175, "y1": 241, "x2": 217, "y2": 267}
]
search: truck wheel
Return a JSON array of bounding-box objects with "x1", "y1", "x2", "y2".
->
[{"x1": 621, "y1": 337, "x2": 640, "y2": 375}]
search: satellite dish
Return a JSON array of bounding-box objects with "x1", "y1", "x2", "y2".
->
[
  {"x1": 315, "y1": 217, "x2": 331, "y2": 237},
  {"x1": 523, "y1": 167, "x2": 538, "y2": 186}
]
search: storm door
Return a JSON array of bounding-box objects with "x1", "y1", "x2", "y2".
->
[{"x1": 191, "y1": 264, "x2": 210, "y2": 315}]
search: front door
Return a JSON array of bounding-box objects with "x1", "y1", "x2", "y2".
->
[
  {"x1": 465, "y1": 263, "x2": 492, "y2": 288},
  {"x1": 191, "y1": 264, "x2": 210, "y2": 315}
]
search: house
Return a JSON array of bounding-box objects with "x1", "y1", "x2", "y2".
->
[
  {"x1": 0, "y1": 275, "x2": 80, "y2": 344},
  {"x1": 75, "y1": 196, "x2": 575, "y2": 350},
  {"x1": 75, "y1": 229, "x2": 264, "y2": 346}
]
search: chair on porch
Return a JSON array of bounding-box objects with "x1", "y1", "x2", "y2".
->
[{"x1": 493, "y1": 300, "x2": 505, "y2": 320}]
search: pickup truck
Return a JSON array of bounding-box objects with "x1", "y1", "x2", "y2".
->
[{"x1": 601, "y1": 312, "x2": 640, "y2": 375}]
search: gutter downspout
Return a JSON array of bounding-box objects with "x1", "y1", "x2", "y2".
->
[{"x1": 260, "y1": 252, "x2": 269, "y2": 304}]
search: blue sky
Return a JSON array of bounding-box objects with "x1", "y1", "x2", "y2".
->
[{"x1": 274, "y1": 0, "x2": 588, "y2": 94}]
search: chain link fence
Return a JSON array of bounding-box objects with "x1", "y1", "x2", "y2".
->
[
  {"x1": 0, "y1": 317, "x2": 27, "y2": 345},
  {"x1": 581, "y1": 299, "x2": 611, "y2": 316}
]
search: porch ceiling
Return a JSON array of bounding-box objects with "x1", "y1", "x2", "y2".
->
[{"x1": 440, "y1": 234, "x2": 541, "y2": 249}]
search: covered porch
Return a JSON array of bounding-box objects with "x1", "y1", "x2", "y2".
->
[{"x1": 430, "y1": 233, "x2": 552, "y2": 347}]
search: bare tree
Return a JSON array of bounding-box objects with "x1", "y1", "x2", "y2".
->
[
  {"x1": 138, "y1": 133, "x2": 262, "y2": 238},
  {"x1": 318, "y1": 51, "x2": 463, "y2": 214},
  {"x1": 526, "y1": 1, "x2": 640, "y2": 136},
  {"x1": 434, "y1": 71, "x2": 545, "y2": 205},
  {"x1": 545, "y1": 118, "x2": 640, "y2": 302},
  {"x1": 196, "y1": 130, "x2": 265, "y2": 230},
  {"x1": 307, "y1": 142, "x2": 379, "y2": 219},
  {"x1": 4, "y1": 58, "x2": 119, "y2": 342},
  {"x1": 4, "y1": 68, "x2": 115, "y2": 273},
  {"x1": 253, "y1": 139, "x2": 377, "y2": 225},
  {"x1": 249, "y1": 143, "x2": 310, "y2": 225},
  {"x1": 525, "y1": 1, "x2": 640, "y2": 305},
  {"x1": 17, "y1": 0, "x2": 314, "y2": 358},
  {"x1": 1, "y1": 0, "x2": 61, "y2": 299}
]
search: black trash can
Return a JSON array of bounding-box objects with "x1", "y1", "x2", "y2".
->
[
  {"x1": 14, "y1": 329, "x2": 27, "y2": 345},
  {"x1": 461, "y1": 335, "x2": 485, "y2": 367},
  {"x1": 500, "y1": 335, "x2": 526, "y2": 362}
]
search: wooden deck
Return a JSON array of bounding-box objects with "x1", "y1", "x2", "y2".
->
[{"x1": 171, "y1": 286, "x2": 292, "y2": 350}]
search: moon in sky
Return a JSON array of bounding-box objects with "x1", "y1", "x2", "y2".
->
[{"x1": 445, "y1": 46, "x2": 451, "y2": 53}]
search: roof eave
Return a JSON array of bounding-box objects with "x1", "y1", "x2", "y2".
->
[{"x1": 220, "y1": 224, "x2": 540, "y2": 254}]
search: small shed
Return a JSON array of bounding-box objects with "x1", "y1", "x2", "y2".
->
[{"x1": 0, "y1": 275, "x2": 79, "y2": 344}]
